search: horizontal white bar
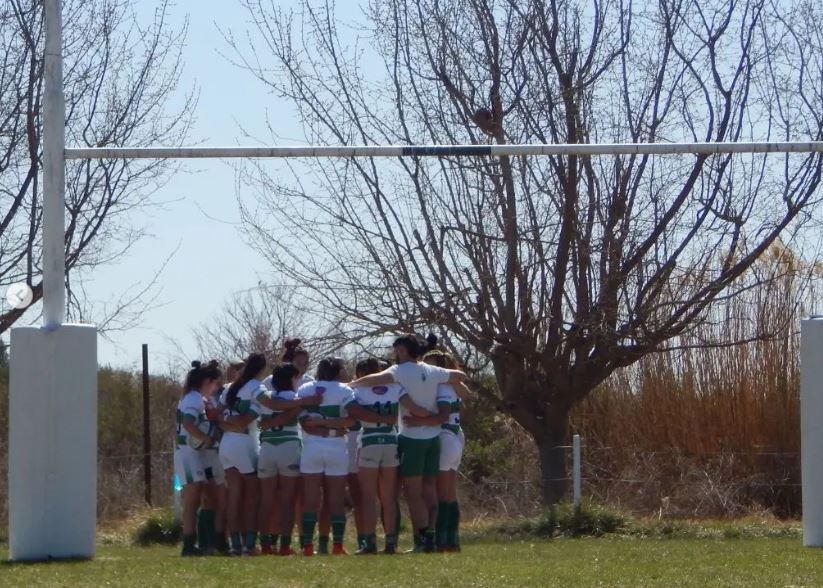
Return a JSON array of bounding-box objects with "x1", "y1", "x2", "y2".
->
[{"x1": 64, "y1": 141, "x2": 823, "y2": 160}]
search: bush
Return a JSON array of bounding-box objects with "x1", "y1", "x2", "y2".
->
[
  {"x1": 494, "y1": 502, "x2": 627, "y2": 539},
  {"x1": 132, "y1": 509, "x2": 181, "y2": 546}
]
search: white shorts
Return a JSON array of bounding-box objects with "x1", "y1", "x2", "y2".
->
[
  {"x1": 258, "y1": 440, "x2": 302, "y2": 479},
  {"x1": 439, "y1": 430, "x2": 464, "y2": 472},
  {"x1": 200, "y1": 448, "x2": 226, "y2": 485},
  {"x1": 347, "y1": 431, "x2": 359, "y2": 474},
  {"x1": 300, "y1": 439, "x2": 348, "y2": 476},
  {"x1": 358, "y1": 444, "x2": 399, "y2": 469},
  {"x1": 218, "y1": 433, "x2": 259, "y2": 475},
  {"x1": 174, "y1": 445, "x2": 206, "y2": 485}
]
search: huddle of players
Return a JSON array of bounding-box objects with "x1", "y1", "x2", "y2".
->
[{"x1": 173, "y1": 335, "x2": 469, "y2": 556}]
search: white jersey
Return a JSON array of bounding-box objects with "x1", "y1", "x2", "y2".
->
[
  {"x1": 176, "y1": 390, "x2": 207, "y2": 447},
  {"x1": 296, "y1": 380, "x2": 354, "y2": 442},
  {"x1": 436, "y1": 384, "x2": 462, "y2": 431},
  {"x1": 349, "y1": 384, "x2": 402, "y2": 445},
  {"x1": 222, "y1": 378, "x2": 262, "y2": 441},
  {"x1": 255, "y1": 387, "x2": 302, "y2": 445},
  {"x1": 387, "y1": 362, "x2": 450, "y2": 439}
]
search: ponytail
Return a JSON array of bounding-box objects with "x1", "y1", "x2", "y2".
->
[{"x1": 226, "y1": 353, "x2": 267, "y2": 409}]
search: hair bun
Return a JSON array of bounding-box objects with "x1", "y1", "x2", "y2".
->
[
  {"x1": 191, "y1": 360, "x2": 202, "y2": 369},
  {"x1": 426, "y1": 333, "x2": 439, "y2": 346},
  {"x1": 284, "y1": 338, "x2": 302, "y2": 349},
  {"x1": 207, "y1": 359, "x2": 219, "y2": 368}
]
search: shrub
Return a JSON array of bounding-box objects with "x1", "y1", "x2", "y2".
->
[
  {"x1": 132, "y1": 509, "x2": 181, "y2": 546},
  {"x1": 494, "y1": 502, "x2": 626, "y2": 539}
]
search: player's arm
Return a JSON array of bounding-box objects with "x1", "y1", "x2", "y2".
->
[
  {"x1": 453, "y1": 381, "x2": 473, "y2": 400},
  {"x1": 349, "y1": 370, "x2": 395, "y2": 389},
  {"x1": 346, "y1": 401, "x2": 394, "y2": 425},
  {"x1": 446, "y1": 369, "x2": 467, "y2": 385},
  {"x1": 257, "y1": 393, "x2": 320, "y2": 411},
  {"x1": 403, "y1": 404, "x2": 449, "y2": 427},
  {"x1": 399, "y1": 394, "x2": 435, "y2": 417},
  {"x1": 259, "y1": 407, "x2": 302, "y2": 430},
  {"x1": 182, "y1": 417, "x2": 213, "y2": 447}
]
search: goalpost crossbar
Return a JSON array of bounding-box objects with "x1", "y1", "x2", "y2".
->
[{"x1": 65, "y1": 141, "x2": 823, "y2": 159}]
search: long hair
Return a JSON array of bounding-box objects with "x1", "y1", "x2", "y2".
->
[
  {"x1": 282, "y1": 338, "x2": 308, "y2": 363},
  {"x1": 226, "y1": 353, "x2": 266, "y2": 409},
  {"x1": 422, "y1": 349, "x2": 458, "y2": 370},
  {"x1": 183, "y1": 359, "x2": 222, "y2": 396},
  {"x1": 271, "y1": 362, "x2": 301, "y2": 392},
  {"x1": 355, "y1": 357, "x2": 381, "y2": 378},
  {"x1": 316, "y1": 356, "x2": 346, "y2": 381}
]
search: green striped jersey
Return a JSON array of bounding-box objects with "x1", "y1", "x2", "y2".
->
[
  {"x1": 255, "y1": 387, "x2": 301, "y2": 444},
  {"x1": 176, "y1": 390, "x2": 207, "y2": 447},
  {"x1": 349, "y1": 384, "x2": 403, "y2": 443},
  {"x1": 436, "y1": 384, "x2": 461, "y2": 428},
  {"x1": 296, "y1": 380, "x2": 355, "y2": 440}
]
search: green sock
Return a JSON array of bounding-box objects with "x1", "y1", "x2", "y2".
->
[
  {"x1": 385, "y1": 533, "x2": 397, "y2": 548},
  {"x1": 182, "y1": 533, "x2": 197, "y2": 551},
  {"x1": 357, "y1": 534, "x2": 366, "y2": 550},
  {"x1": 318, "y1": 534, "x2": 330, "y2": 553},
  {"x1": 244, "y1": 531, "x2": 257, "y2": 550},
  {"x1": 230, "y1": 532, "x2": 242, "y2": 551},
  {"x1": 260, "y1": 533, "x2": 274, "y2": 547},
  {"x1": 280, "y1": 534, "x2": 292, "y2": 550},
  {"x1": 451, "y1": 502, "x2": 460, "y2": 547},
  {"x1": 301, "y1": 513, "x2": 317, "y2": 547},
  {"x1": 196, "y1": 510, "x2": 207, "y2": 550},
  {"x1": 436, "y1": 501, "x2": 448, "y2": 547},
  {"x1": 331, "y1": 515, "x2": 346, "y2": 545}
]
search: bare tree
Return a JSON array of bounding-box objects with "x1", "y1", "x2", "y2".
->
[
  {"x1": 0, "y1": 0, "x2": 194, "y2": 335},
  {"x1": 192, "y1": 284, "x2": 341, "y2": 366},
  {"x1": 228, "y1": 0, "x2": 823, "y2": 504}
]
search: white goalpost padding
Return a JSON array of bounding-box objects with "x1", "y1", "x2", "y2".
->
[
  {"x1": 9, "y1": 0, "x2": 823, "y2": 561},
  {"x1": 9, "y1": 325, "x2": 97, "y2": 560},
  {"x1": 801, "y1": 319, "x2": 823, "y2": 547}
]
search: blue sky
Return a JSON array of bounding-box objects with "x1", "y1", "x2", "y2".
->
[{"x1": 89, "y1": 0, "x2": 312, "y2": 371}]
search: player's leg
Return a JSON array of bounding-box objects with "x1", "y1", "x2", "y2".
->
[
  {"x1": 223, "y1": 467, "x2": 244, "y2": 556},
  {"x1": 378, "y1": 455, "x2": 399, "y2": 554},
  {"x1": 325, "y1": 474, "x2": 348, "y2": 554},
  {"x1": 300, "y1": 473, "x2": 322, "y2": 555},
  {"x1": 356, "y1": 452, "x2": 379, "y2": 554},
  {"x1": 326, "y1": 441, "x2": 351, "y2": 554},
  {"x1": 275, "y1": 440, "x2": 301, "y2": 555},
  {"x1": 398, "y1": 436, "x2": 430, "y2": 552},
  {"x1": 257, "y1": 477, "x2": 277, "y2": 554},
  {"x1": 421, "y1": 436, "x2": 441, "y2": 552},
  {"x1": 241, "y1": 473, "x2": 260, "y2": 555}
]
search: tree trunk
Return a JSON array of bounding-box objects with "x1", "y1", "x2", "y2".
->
[{"x1": 535, "y1": 407, "x2": 571, "y2": 506}]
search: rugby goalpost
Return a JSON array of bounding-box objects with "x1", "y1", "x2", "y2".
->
[{"x1": 9, "y1": 0, "x2": 823, "y2": 560}]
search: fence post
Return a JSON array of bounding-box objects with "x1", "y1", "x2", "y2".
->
[
  {"x1": 573, "y1": 434, "x2": 582, "y2": 511},
  {"x1": 142, "y1": 344, "x2": 152, "y2": 506}
]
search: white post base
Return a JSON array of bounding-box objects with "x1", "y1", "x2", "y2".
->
[
  {"x1": 8, "y1": 324, "x2": 97, "y2": 560},
  {"x1": 802, "y1": 318, "x2": 823, "y2": 547}
]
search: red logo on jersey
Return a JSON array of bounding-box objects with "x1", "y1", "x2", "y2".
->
[{"x1": 372, "y1": 386, "x2": 388, "y2": 395}]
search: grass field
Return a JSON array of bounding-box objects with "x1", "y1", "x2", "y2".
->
[{"x1": 2, "y1": 538, "x2": 822, "y2": 587}]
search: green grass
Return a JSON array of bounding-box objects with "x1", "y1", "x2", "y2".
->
[{"x1": 2, "y1": 538, "x2": 822, "y2": 587}]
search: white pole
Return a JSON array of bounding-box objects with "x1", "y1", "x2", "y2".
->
[
  {"x1": 64, "y1": 140, "x2": 823, "y2": 160},
  {"x1": 43, "y1": 0, "x2": 66, "y2": 327},
  {"x1": 802, "y1": 318, "x2": 823, "y2": 547},
  {"x1": 573, "y1": 434, "x2": 582, "y2": 510},
  {"x1": 9, "y1": 0, "x2": 97, "y2": 561}
]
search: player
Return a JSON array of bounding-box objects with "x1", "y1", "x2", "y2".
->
[
  {"x1": 196, "y1": 360, "x2": 231, "y2": 555},
  {"x1": 174, "y1": 360, "x2": 218, "y2": 556},
  {"x1": 349, "y1": 334, "x2": 468, "y2": 553},
  {"x1": 219, "y1": 353, "x2": 265, "y2": 555},
  {"x1": 346, "y1": 358, "x2": 403, "y2": 554},
  {"x1": 423, "y1": 349, "x2": 470, "y2": 552},
  {"x1": 297, "y1": 357, "x2": 356, "y2": 556},
  {"x1": 255, "y1": 363, "x2": 321, "y2": 555}
]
